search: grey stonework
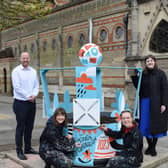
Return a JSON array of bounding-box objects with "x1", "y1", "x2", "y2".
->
[{"x1": 0, "y1": 0, "x2": 168, "y2": 108}]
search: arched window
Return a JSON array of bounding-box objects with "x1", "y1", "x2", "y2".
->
[
  {"x1": 23, "y1": 45, "x2": 27, "y2": 51},
  {"x1": 149, "y1": 19, "x2": 168, "y2": 53},
  {"x1": 43, "y1": 40, "x2": 47, "y2": 52},
  {"x1": 52, "y1": 38, "x2": 56, "y2": 50},
  {"x1": 31, "y1": 43, "x2": 35, "y2": 53},
  {"x1": 99, "y1": 29, "x2": 107, "y2": 41},
  {"x1": 115, "y1": 26, "x2": 124, "y2": 39},
  {"x1": 79, "y1": 33, "x2": 85, "y2": 46},
  {"x1": 67, "y1": 36, "x2": 73, "y2": 48},
  {"x1": 14, "y1": 47, "x2": 17, "y2": 56}
]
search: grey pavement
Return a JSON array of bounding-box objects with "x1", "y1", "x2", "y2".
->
[{"x1": 0, "y1": 95, "x2": 168, "y2": 168}]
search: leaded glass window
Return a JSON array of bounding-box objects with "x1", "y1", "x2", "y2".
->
[
  {"x1": 14, "y1": 47, "x2": 17, "y2": 56},
  {"x1": 99, "y1": 29, "x2": 107, "y2": 41},
  {"x1": 52, "y1": 38, "x2": 56, "y2": 50},
  {"x1": 43, "y1": 40, "x2": 47, "y2": 52},
  {"x1": 31, "y1": 43, "x2": 35, "y2": 53},
  {"x1": 23, "y1": 45, "x2": 27, "y2": 51},
  {"x1": 115, "y1": 26, "x2": 124, "y2": 39},
  {"x1": 79, "y1": 33, "x2": 85, "y2": 46},
  {"x1": 67, "y1": 36, "x2": 73, "y2": 48},
  {"x1": 149, "y1": 19, "x2": 168, "y2": 53}
]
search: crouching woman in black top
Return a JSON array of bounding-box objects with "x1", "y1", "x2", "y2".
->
[
  {"x1": 101, "y1": 110, "x2": 143, "y2": 168},
  {"x1": 39, "y1": 108, "x2": 76, "y2": 168}
]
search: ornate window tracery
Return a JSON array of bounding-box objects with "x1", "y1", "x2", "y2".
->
[{"x1": 149, "y1": 19, "x2": 168, "y2": 53}]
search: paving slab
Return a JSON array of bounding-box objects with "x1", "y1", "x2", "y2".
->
[
  {"x1": 0, "y1": 158, "x2": 23, "y2": 168},
  {"x1": 141, "y1": 137, "x2": 168, "y2": 168},
  {"x1": 5, "y1": 151, "x2": 45, "y2": 168},
  {"x1": 0, "y1": 95, "x2": 168, "y2": 168},
  {"x1": 2, "y1": 143, "x2": 168, "y2": 168}
]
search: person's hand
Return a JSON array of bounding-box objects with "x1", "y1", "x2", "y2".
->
[
  {"x1": 66, "y1": 134, "x2": 72, "y2": 139},
  {"x1": 161, "y1": 105, "x2": 166, "y2": 113},
  {"x1": 75, "y1": 142, "x2": 81, "y2": 148},
  {"x1": 100, "y1": 124, "x2": 108, "y2": 131},
  {"x1": 127, "y1": 69, "x2": 138, "y2": 76},
  {"x1": 29, "y1": 95, "x2": 36, "y2": 102}
]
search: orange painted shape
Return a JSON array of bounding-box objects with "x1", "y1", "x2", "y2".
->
[
  {"x1": 84, "y1": 85, "x2": 96, "y2": 90},
  {"x1": 82, "y1": 149, "x2": 92, "y2": 160},
  {"x1": 109, "y1": 137, "x2": 114, "y2": 142},
  {"x1": 76, "y1": 73, "x2": 93, "y2": 83},
  {"x1": 115, "y1": 113, "x2": 121, "y2": 122},
  {"x1": 79, "y1": 49, "x2": 85, "y2": 57},
  {"x1": 85, "y1": 44, "x2": 92, "y2": 50}
]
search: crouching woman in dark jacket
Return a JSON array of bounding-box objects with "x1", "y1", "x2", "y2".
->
[
  {"x1": 101, "y1": 110, "x2": 143, "y2": 168},
  {"x1": 39, "y1": 107, "x2": 75, "y2": 168}
]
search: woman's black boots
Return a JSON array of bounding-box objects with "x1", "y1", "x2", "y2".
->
[
  {"x1": 150, "y1": 138, "x2": 158, "y2": 156},
  {"x1": 145, "y1": 137, "x2": 158, "y2": 156},
  {"x1": 145, "y1": 138, "x2": 152, "y2": 155}
]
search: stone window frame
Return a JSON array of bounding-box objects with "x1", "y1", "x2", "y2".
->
[
  {"x1": 96, "y1": 26, "x2": 109, "y2": 44},
  {"x1": 67, "y1": 35, "x2": 73, "y2": 48},
  {"x1": 79, "y1": 32, "x2": 86, "y2": 46},
  {"x1": 23, "y1": 44, "x2": 27, "y2": 51},
  {"x1": 51, "y1": 38, "x2": 56, "y2": 50},
  {"x1": 99, "y1": 28, "x2": 108, "y2": 42},
  {"x1": 42, "y1": 40, "x2": 47, "y2": 52},
  {"x1": 14, "y1": 47, "x2": 18, "y2": 56},
  {"x1": 115, "y1": 26, "x2": 124, "y2": 39},
  {"x1": 31, "y1": 42, "x2": 35, "y2": 53},
  {"x1": 149, "y1": 19, "x2": 168, "y2": 53},
  {"x1": 112, "y1": 23, "x2": 125, "y2": 42}
]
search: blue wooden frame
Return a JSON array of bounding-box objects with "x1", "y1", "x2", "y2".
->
[
  {"x1": 40, "y1": 66, "x2": 142, "y2": 167},
  {"x1": 40, "y1": 66, "x2": 142, "y2": 118}
]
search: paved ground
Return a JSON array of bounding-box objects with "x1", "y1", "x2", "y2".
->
[{"x1": 0, "y1": 95, "x2": 168, "y2": 168}]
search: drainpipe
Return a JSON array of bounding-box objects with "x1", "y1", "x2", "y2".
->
[
  {"x1": 0, "y1": 32, "x2": 2, "y2": 50},
  {"x1": 58, "y1": 26, "x2": 63, "y2": 88},
  {"x1": 123, "y1": 14, "x2": 129, "y2": 56},
  {"x1": 18, "y1": 35, "x2": 21, "y2": 57},
  {"x1": 35, "y1": 32, "x2": 40, "y2": 72},
  {"x1": 88, "y1": 18, "x2": 93, "y2": 43},
  {"x1": 131, "y1": 0, "x2": 139, "y2": 56}
]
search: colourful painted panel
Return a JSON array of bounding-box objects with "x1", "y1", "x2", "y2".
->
[
  {"x1": 76, "y1": 67, "x2": 97, "y2": 98},
  {"x1": 78, "y1": 43, "x2": 102, "y2": 66},
  {"x1": 40, "y1": 43, "x2": 143, "y2": 167},
  {"x1": 73, "y1": 98, "x2": 100, "y2": 126}
]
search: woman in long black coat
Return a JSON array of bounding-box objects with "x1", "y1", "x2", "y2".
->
[
  {"x1": 39, "y1": 108, "x2": 75, "y2": 168},
  {"x1": 131, "y1": 55, "x2": 168, "y2": 156},
  {"x1": 101, "y1": 110, "x2": 143, "y2": 168}
]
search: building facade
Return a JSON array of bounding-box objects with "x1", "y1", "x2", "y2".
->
[{"x1": 0, "y1": 0, "x2": 168, "y2": 105}]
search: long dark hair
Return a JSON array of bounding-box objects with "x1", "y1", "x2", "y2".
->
[
  {"x1": 144, "y1": 55, "x2": 158, "y2": 73},
  {"x1": 53, "y1": 107, "x2": 68, "y2": 126}
]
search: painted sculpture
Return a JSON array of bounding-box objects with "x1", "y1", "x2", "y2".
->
[{"x1": 40, "y1": 43, "x2": 142, "y2": 167}]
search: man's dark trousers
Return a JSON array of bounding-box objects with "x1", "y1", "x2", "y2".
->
[{"x1": 13, "y1": 99, "x2": 36, "y2": 152}]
